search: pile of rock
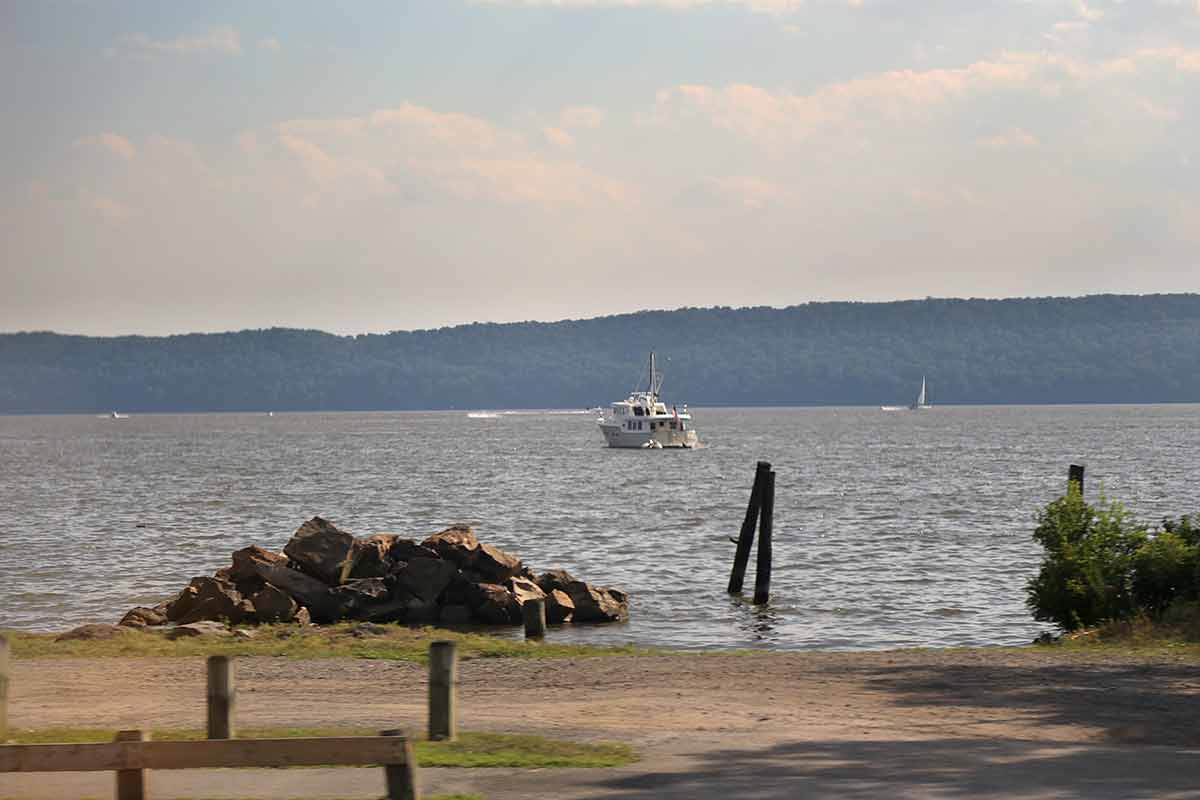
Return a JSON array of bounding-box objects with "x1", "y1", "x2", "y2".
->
[{"x1": 119, "y1": 517, "x2": 628, "y2": 630}]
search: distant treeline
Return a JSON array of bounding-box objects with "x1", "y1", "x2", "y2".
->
[{"x1": 3, "y1": 294, "x2": 1200, "y2": 413}]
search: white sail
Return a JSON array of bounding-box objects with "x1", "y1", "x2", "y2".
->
[{"x1": 916, "y1": 376, "x2": 927, "y2": 407}]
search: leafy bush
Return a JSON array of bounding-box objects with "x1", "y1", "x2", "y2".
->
[{"x1": 1028, "y1": 490, "x2": 1200, "y2": 631}]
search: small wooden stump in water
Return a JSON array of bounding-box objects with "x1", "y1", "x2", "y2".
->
[
  {"x1": 753, "y1": 469, "x2": 775, "y2": 606},
  {"x1": 1068, "y1": 463, "x2": 1085, "y2": 495},
  {"x1": 728, "y1": 461, "x2": 770, "y2": 594},
  {"x1": 523, "y1": 598, "x2": 547, "y2": 639}
]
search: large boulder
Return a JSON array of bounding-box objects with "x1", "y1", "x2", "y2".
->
[
  {"x1": 393, "y1": 558, "x2": 458, "y2": 603},
  {"x1": 119, "y1": 606, "x2": 167, "y2": 628},
  {"x1": 422, "y1": 525, "x2": 480, "y2": 567},
  {"x1": 284, "y1": 517, "x2": 355, "y2": 585},
  {"x1": 347, "y1": 535, "x2": 396, "y2": 579},
  {"x1": 465, "y1": 582, "x2": 519, "y2": 624},
  {"x1": 536, "y1": 569, "x2": 579, "y2": 595},
  {"x1": 565, "y1": 581, "x2": 629, "y2": 623},
  {"x1": 166, "y1": 621, "x2": 231, "y2": 639},
  {"x1": 230, "y1": 545, "x2": 288, "y2": 584},
  {"x1": 333, "y1": 577, "x2": 391, "y2": 618},
  {"x1": 507, "y1": 576, "x2": 546, "y2": 607},
  {"x1": 57, "y1": 623, "x2": 128, "y2": 641},
  {"x1": 475, "y1": 543, "x2": 523, "y2": 582},
  {"x1": 169, "y1": 577, "x2": 244, "y2": 625},
  {"x1": 545, "y1": 589, "x2": 575, "y2": 624},
  {"x1": 250, "y1": 584, "x2": 298, "y2": 623},
  {"x1": 390, "y1": 538, "x2": 441, "y2": 562},
  {"x1": 254, "y1": 562, "x2": 346, "y2": 623}
]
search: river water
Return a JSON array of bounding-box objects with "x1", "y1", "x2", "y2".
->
[{"x1": 2, "y1": 405, "x2": 1198, "y2": 649}]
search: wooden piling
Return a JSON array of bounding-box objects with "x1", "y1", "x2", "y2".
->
[
  {"x1": 114, "y1": 730, "x2": 148, "y2": 800},
  {"x1": 381, "y1": 729, "x2": 421, "y2": 800},
  {"x1": 1068, "y1": 464, "x2": 1085, "y2": 496},
  {"x1": 523, "y1": 598, "x2": 547, "y2": 639},
  {"x1": 728, "y1": 461, "x2": 770, "y2": 594},
  {"x1": 753, "y1": 469, "x2": 775, "y2": 606},
  {"x1": 206, "y1": 656, "x2": 234, "y2": 740},
  {"x1": 428, "y1": 641, "x2": 457, "y2": 742},
  {"x1": 0, "y1": 634, "x2": 9, "y2": 742}
]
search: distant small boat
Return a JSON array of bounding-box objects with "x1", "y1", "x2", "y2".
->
[
  {"x1": 108, "y1": 411, "x2": 129, "y2": 419},
  {"x1": 467, "y1": 411, "x2": 499, "y2": 419},
  {"x1": 881, "y1": 376, "x2": 933, "y2": 411}
]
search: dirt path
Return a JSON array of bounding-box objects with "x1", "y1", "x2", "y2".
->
[{"x1": 5, "y1": 649, "x2": 1200, "y2": 798}]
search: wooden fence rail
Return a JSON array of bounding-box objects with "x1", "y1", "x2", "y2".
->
[{"x1": 0, "y1": 730, "x2": 419, "y2": 799}]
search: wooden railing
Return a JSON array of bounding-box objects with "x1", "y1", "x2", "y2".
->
[{"x1": 0, "y1": 638, "x2": 468, "y2": 800}]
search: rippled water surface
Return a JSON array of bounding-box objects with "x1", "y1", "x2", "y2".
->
[{"x1": 2, "y1": 406, "x2": 1199, "y2": 649}]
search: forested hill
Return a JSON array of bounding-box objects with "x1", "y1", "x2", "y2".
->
[{"x1": 3, "y1": 294, "x2": 1200, "y2": 413}]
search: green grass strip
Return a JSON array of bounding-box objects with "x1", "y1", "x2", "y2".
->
[{"x1": 2, "y1": 622, "x2": 655, "y2": 662}]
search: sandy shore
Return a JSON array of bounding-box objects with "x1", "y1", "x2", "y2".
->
[{"x1": 5, "y1": 648, "x2": 1200, "y2": 798}]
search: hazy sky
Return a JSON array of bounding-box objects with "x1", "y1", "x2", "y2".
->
[{"x1": 3, "y1": 1, "x2": 1199, "y2": 336}]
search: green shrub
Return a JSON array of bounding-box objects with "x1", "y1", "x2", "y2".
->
[{"x1": 1028, "y1": 487, "x2": 1200, "y2": 631}]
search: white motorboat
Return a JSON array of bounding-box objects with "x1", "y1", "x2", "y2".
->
[{"x1": 597, "y1": 353, "x2": 699, "y2": 449}]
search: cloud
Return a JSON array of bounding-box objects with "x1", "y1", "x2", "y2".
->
[
  {"x1": 560, "y1": 106, "x2": 606, "y2": 129},
  {"x1": 273, "y1": 102, "x2": 630, "y2": 209},
  {"x1": 73, "y1": 132, "x2": 136, "y2": 160},
  {"x1": 543, "y1": 126, "x2": 575, "y2": 148},
  {"x1": 77, "y1": 189, "x2": 130, "y2": 221},
  {"x1": 473, "y1": 0, "x2": 808, "y2": 12},
  {"x1": 257, "y1": 37, "x2": 282, "y2": 53},
  {"x1": 117, "y1": 26, "x2": 241, "y2": 56},
  {"x1": 979, "y1": 128, "x2": 1039, "y2": 149}
]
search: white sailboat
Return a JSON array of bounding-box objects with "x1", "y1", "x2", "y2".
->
[
  {"x1": 881, "y1": 376, "x2": 932, "y2": 411},
  {"x1": 910, "y1": 376, "x2": 932, "y2": 410}
]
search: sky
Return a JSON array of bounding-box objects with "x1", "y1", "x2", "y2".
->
[{"x1": 2, "y1": 0, "x2": 1199, "y2": 336}]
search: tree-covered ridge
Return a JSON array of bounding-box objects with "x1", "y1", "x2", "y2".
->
[{"x1": 2, "y1": 294, "x2": 1200, "y2": 413}]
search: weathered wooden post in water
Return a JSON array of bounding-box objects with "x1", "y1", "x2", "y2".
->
[
  {"x1": 1068, "y1": 464, "x2": 1085, "y2": 495},
  {"x1": 381, "y1": 728, "x2": 421, "y2": 800},
  {"x1": 428, "y1": 641, "x2": 457, "y2": 741},
  {"x1": 524, "y1": 598, "x2": 547, "y2": 639},
  {"x1": 728, "y1": 461, "x2": 770, "y2": 593},
  {"x1": 114, "y1": 729, "x2": 148, "y2": 800},
  {"x1": 206, "y1": 655, "x2": 235, "y2": 739},
  {"x1": 0, "y1": 634, "x2": 9, "y2": 741},
  {"x1": 753, "y1": 469, "x2": 776, "y2": 606}
]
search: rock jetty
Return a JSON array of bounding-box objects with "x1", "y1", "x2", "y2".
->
[{"x1": 119, "y1": 517, "x2": 628, "y2": 629}]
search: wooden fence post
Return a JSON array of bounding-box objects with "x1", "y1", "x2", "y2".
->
[
  {"x1": 728, "y1": 461, "x2": 770, "y2": 594},
  {"x1": 114, "y1": 729, "x2": 147, "y2": 800},
  {"x1": 381, "y1": 729, "x2": 420, "y2": 800},
  {"x1": 523, "y1": 598, "x2": 547, "y2": 640},
  {"x1": 206, "y1": 656, "x2": 234, "y2": 740},
  {"x1": 753, "y1": 469, "x2": 775, "y2": 606},
  {"x1": 0, "y1": 634, "x2": 9, "y2": 742},
  {"x1": 1068, "y1": 464, "x2": 1085, "y2": 496},
  {"x1": 428, "y1": 641, "x2": 457, "y2": 742}
]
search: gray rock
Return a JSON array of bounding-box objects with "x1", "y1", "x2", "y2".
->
[
  {"x1": 475, "y1": 543, "x2": 523, "y2": 582},
  {"x1": 347, "y1": 535, "x2": 396, "y2": 579},
  {"x1": 119, "y1": 606, "x2": 167, "y2": 628},
  {"x1": 565, "y1": 581, "x2": 629, "y2": 623},
  {"x1": 536, "y1": 569, "x2": 579, "y2": 595},
  {"x1": 250, "y1": 584, "x2": 298, "y2": 623},
  {"x1": 172, "y1": 577, "x2": 244, "y2": 625},
  {"x1": 284, "y1": 516, "x2": 356, "y2": 585},
  {"x1": 466, "y1": 582, "x2": 518, "y2": 624},
  {"x1": 254, "y1": 562, "x2": 346, "y2": 623},
  {"x1": 167, "y1": 621, "x2": 232, "y2": 639},
  {"x1": 439, "y1": 604, "x2": 472, "y2": 624},
  {"x1": 57, "y1": 623, "x2": 128, "y2": 641},
  {"x1": 333, "y1": 577, "x2": 391, "y2": 617},
  {"x1": 390, "y1": 538, "x2": 441, "y2": 562},
  {"x1": 393, "y1": 557, "x2": 458, "y2": 603},
  {"x1": 545, "y1": 589, "x2": 575, "y2": 624},
  {"x1": 230, "y1": 545, "x2": 288, "y2": 584},
  {"x1": 422, "y1": 525, "x2": 480, "y2": 567}
]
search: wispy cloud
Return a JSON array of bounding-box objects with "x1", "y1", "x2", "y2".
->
[
  {"x1": 73, "y1": 132, "x2": 137, "y2": 160},
  {"x1": 258, "y1": 37, "x2": 282, "y2": 53},
  {"x1": 117, "y1": 26, "x2": 241, "y2": 56},
  {"x1": 473, "y1": 0, "x2": 807, "y2": 12}
]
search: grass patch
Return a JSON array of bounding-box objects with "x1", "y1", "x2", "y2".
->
[
  {"x1": 2, "y1": 622, "x2": 654, "y2": 663},
  {"x1": 5, "y1": 727, "x2": 638, "y2": 769}
]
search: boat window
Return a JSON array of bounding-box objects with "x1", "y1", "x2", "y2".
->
[{"x1": 670, "y1": 421, "x2": 677, "y2": 430}]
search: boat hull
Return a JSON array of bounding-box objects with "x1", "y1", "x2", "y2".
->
[{"x1": 599, "y1": 423, "x2": 698, "y2": 449}]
